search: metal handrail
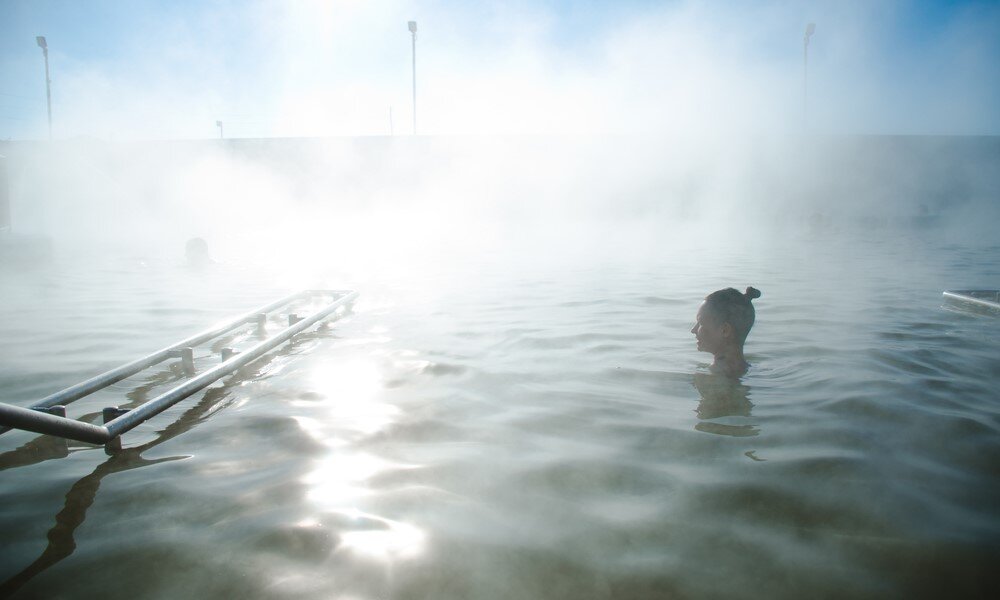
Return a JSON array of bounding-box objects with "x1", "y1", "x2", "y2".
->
[
  {"x1": 0, "y1": 290, "x2": 358, "y2": 445},
  {"x1": 942, "y1": 290, "x2": 1000, "y2": 310},
  {"x1": 0, "y1": 404, "x2": 110, "y2": 444}
]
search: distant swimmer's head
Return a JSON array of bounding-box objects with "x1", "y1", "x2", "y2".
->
[
  {"x1": 691, "y1": 287, "x2": 761, "y2": 377},
  {"x1": 185, "y1": 237, "x2": 211, "y2": 267}
]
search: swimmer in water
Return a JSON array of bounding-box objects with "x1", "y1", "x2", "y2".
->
[
  {"x1": 691, "y1": 286, "x2": 761, "y2": 378},
  {"x1": 184, "y1": 237, "x2": 212, "y2": 267}
]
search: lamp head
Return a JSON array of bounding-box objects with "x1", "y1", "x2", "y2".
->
[
  {"x1": 805, "y1": 23, "x2": 816, "y2": 38},
  {"x1": 216, "y1": 121, "x2": 222, "y2": 127},
  {"x1": 408, "y1": 21, "x2": 417, "y2": 33},
  {"x1": 36, "y1": 36, "x2": 47, "y2": 49}
]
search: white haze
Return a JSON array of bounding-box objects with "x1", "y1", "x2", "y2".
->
[{"x1": 2, "y1": 0, "x2": 998, "y2": 290}]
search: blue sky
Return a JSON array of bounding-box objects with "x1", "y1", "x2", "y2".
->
[{"x1": 2, "y1": 0, "x2": 998, "y2": 140}]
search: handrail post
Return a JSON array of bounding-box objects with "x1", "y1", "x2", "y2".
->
[
  {"x1": 168, "y1": 347, "x2": 196, "y2": 376},
  {"x1": 103, "y1": 407, "x2": 129, "y2": 453},
  {"x1": 180, "y1": 348, "x2": 195, "y2": 376},
  {"x1": 40, "y1": 405, "x2": 68, "y2": 452}
]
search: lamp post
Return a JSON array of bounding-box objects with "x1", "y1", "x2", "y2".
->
[
  {"x1": 803, "y1": 23, "x2": 815, "y2": 131},
  {"x1": 36, "y1": 36, "x2": 52, "y2": 140},
  {"x1": 216, "y1": 120, "x2": 224, "y2": 139},
  {"x1": 408, "y1": 20, "x2": 417, "y2": 135}
]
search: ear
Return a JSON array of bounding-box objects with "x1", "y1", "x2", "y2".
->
[{"x1": 720, "y1": 322, "x2": 735, "y2": 339}]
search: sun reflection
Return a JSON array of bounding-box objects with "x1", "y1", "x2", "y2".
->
[
  {"x1": 301, "y1": 453, "x2": 427, "y2": 561},
  {"x1": 311, "y1": 358, "x2": 380, "y2": 402},
  {"x1": 292, "y1": 358, "x2": 426, "y2": 562},
  {"x1": 303, "y1": 452, "x2": 389, "y2": 507},
  {"x1": 300, "y1": 359, "x2": 399, "y2": 437},
  {"x1": 295, "y1": 518, "x2": 322, "y2": 528},
  {"x1": 336, "y1": 511, "x2": 426, "y2": 561}
]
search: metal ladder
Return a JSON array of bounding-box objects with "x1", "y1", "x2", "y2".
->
[{"x1": 0, "y1": 289, "x2": 358, "y2": 448}]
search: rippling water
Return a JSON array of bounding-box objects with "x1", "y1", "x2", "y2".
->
[{"x1": 1, "y1": 227, "x2": 998, "y2": 599}]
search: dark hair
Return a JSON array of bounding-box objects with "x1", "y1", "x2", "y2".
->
[{"x1": 704, "y1": 287, "x2": 761, "y2": 343}]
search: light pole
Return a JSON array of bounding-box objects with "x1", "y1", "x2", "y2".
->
[
  {"x1": 216, "y1": 120, "x2": 224, "y2": 139},
  {"x1": 36, "y1": 36, "x2": 52, "y2": 140},
  {"x1": 803, "y1": 23, "x2": 815, "y2": 131},
  {"x1": 408, "y1": 20, "x2": 417, "y2": 135}
]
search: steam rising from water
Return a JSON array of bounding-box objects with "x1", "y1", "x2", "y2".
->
[
  {"x1": 2, "y1": 134, "x2": 997, "y2": 283},
  {"x1": 3, "y1": 1, "x2": 997, "y2": 277},
  {"x1": 1, "y1": 3, "x2": 998, "y2": 473},
  {"x1": 1, "y1": 5, "x2": 999, "y2": 598}
]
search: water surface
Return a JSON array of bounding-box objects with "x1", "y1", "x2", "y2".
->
[{"x1": 1, "y1": 229, "x2": 998, "y2": 599}]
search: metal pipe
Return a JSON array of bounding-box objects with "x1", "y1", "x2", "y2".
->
[
  {"x1": 409, "y1": 21, "x2": 418, "y2": 135},
  {"x1": 0, "y1": 291, "x2": 355, "y2": 444},
  {"x1": 104, "y1": 291, "x2": 357, "y2": 438},
  {"x1": 943, "y1": 290, "x2": 1000, "y2": 311},
  {"x1": 803, "y1": 23, "x2": 816, "y2": 132},
  {"x1": 412, "y1": 30, "x2": 417, "y2": 135},
  {"x1": 11, "y1": 291, "x2": 305, "y2": 414},
  {"x1": 0, "y1": 290, "x2": 352, "y2": 438},
  {"x1": 0, "y1": 403, "x2": 109, "y2": 444},
  {"x1": 44, "y1": 49, "x2": 52, "y2": 141},
  {"x1": 36, "y1": 36, "x2": 52, "y2": 141}
]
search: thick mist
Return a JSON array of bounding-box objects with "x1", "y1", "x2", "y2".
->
[
  {"x1": 2, "y1": 0, "x2": 998, "y2": 295},
  {"x1": 2, "y1": 6, "x2": 1000, "y2": 598},
  {"x1": 1, "y1": 134, "x2": 996, "y2": 279}
]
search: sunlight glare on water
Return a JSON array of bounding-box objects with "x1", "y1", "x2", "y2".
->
[
  {"x1": 1, "y1": 132, "x2": 999, "y2": 599},
  {"x1": 336, "y1": 510, "x2": 427, "y2": 561},
  {"x1": 0, "y1": 229, "x2": 997, "y2": 599},
  {"x1": 2, "y1": 0, "x2": 999, "y2": 595},
  {"x1": 304, "y1": 359, "x2": 396, "y2": 438}
]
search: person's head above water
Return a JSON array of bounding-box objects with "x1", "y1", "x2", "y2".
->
[
  {"x1": 185, "y1": 237, "x2": 211, "y2": 267},
  {"x1": 691, "y1": 286, "x2": 761, "y2": 378}
]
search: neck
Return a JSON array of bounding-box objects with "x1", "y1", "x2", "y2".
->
[{"x1": 712, "y1": 346, "x2": 748, "y2": 378}]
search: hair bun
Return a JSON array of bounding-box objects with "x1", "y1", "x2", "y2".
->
[{"x1": 744, "y1": 286, "x2": 761, "y2": 300}]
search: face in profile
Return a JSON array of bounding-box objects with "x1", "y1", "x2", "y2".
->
[{"x1": 691, "y1": 303, "x2": 727, "y2": 355}]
